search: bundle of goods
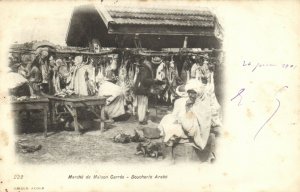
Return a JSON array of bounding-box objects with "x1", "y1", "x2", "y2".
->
[{"x1": 54, "y1": 89, "x2": 75, "y2": 98}]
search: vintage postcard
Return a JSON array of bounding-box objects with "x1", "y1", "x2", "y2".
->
[{"x1": 0, "y1": 0, "x2": 299, "y2": 191}]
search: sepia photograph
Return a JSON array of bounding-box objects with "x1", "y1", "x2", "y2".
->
[{"x1": 8, "y1": 2, "x2": 224, "y2": 164}]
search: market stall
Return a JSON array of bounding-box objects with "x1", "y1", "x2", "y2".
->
[
  {"x1": 65, "y1": 4, "x2": 224, "y2": 105},
  {"x1": 47, "y1": 95, "x2": 106, "y2": 132},
  {"x1": 9, "y1": 4, "x2": 224, "y2": 162},
  {"x1": 9, "y1": 42, "x2": 117, "y2": 134},
  {"x1": 64, "y1": 4, "x2": 224, "y2": 162}
]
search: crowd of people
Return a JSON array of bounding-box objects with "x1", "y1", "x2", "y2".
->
[
  {"x1": 8, "y1": 47, "x2": 72, "y2": 97},
  {"x1": 8, "y1": 46, "x2": 222, "y2": 162}
]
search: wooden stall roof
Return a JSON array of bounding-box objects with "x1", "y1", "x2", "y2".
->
[
  {"x1": 100, "y1": 6, "x2": 216, "y2": 33},
  {"x1": 66, "y1": 4, "x2": 223, "y2": 49}
]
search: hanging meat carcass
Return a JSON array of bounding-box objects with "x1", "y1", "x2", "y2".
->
[
  {"x1": 156, "y1": 61, "x2": 166, "y2": 81},
  {"x1": 165, "y1": 56, "x2": 181, "y2": 103},
  {"x1": 180, "y1": 57, "x2": 191, "y2": 84}
]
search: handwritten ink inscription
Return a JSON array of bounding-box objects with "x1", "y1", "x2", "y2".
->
[
  {"x1": 242, "y1": 60, "x2": 296, "y2": 72},
  {"x1": 230, "y1": 88, "x2": 245, "y2": 106},
  {"x1": 231, "y1": 86, "x2": 288, "y2": 140}
]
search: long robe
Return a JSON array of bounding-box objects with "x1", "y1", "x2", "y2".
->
[
  {"x1": 72, "y1": 64, "x2": 95, "y2": 96},
  {"x1": 98, "y1": 80, "x2": 126, "y2": 119},
  {"x1": 158, "y1": 92, "x2": 213, "y2": 150}
]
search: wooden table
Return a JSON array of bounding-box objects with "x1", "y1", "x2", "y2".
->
[
  {"x1": 47, "y1": 96, "x2": 106, "y2": 133},
  {"x1": 11, "y1": 98, "x2": 49, "y2": 137}
]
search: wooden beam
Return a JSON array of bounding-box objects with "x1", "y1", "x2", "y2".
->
[
  {"x1": 95, "y1": 5, "x2": 114, "y2": 28},
  {"x1": 108, "y1": 24, "x2": 215, "y2": 36}
]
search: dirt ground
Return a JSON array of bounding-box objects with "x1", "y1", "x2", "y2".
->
[
  {"x1": 15, "y1": 102, "x2": 213, "y2": 164},
  {"x1": 15, "y1": 105, "x2": 174, "y2": 164}
]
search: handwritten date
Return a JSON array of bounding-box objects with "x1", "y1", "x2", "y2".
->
[{"x1": 242, "y1": 60, "x2": 296, "y2": 72}]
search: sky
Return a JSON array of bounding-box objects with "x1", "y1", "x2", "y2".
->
[
  {"x1": 4, "y1": 2, "x2": 76, "y2": 46},
  {"x1": 1, "y1": 0, "x2": 223, "y2": 46}
]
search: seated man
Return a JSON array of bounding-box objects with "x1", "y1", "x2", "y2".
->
[
  {"x1": 8, "y1": 71, "x2": 31, "y2": 97},
  {"x1": 98, "y1": 79, "x2": 130, "y2": 123},
  {"x1": 7, "y1": 59, "x2": 31, "y2": 97},
  {"x1": 158, "y1": 79, "x2": 220, "y2": 162}
]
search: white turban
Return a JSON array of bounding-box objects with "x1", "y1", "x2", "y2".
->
[
  {"x1": 55, "y1": 59, "x2": 63, "y2": 66},
  {"x1": 41, "y1": 50, "x2": 48, "y2": 58},
  {"x1": 74, "y1": 56, "x2": 83, "y2": 65},
  {"x1": 185, "y1": 79, "x2": 205, "y2": 95}
]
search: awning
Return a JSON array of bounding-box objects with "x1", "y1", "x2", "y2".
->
[{"x1": 66, "y1": 4, "x2": 223, "y2": 49}]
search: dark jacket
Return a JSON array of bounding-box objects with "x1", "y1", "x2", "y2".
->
[{"x1": 133, "y1": 61, "x2": 156, "y2": 96}]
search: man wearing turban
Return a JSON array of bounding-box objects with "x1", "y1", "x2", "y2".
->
[{"x1": 158, "y1": 79, "x2": 218, "y2": 162}]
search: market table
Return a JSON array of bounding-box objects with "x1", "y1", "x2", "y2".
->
[
  {"x1": 47, "y1": 96, "x2": 107, "y2": 133},
  {"x1": 11, "y1": 98, "x2": 49, "y2": 137}
]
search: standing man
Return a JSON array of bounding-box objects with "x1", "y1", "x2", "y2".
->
[
  {"x1": 133, "y1": 58, "x2": 157, "y2": 125},
  {"x1": 32, "y1": 47, "x2": 50, "y2": 94}
]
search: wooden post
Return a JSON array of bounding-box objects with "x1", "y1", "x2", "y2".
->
[
  {"x1": 183, "y1": 36, "x2": 188, "y2": 48},
  {"x1": 43, "y1": 108, "x2": 48, "y2": 137},
  {"x1": 64, "y1": 105, "x2": 79, "y2": 133},
  {"x1": 100, "y1": 106, "x2": 105, "y2": 132},
  {"x1": 134, "y1": 34, "x2": 142, "y2": 48},
  {"x1": 72, "y1": 108, "x2": 79, "y2": 133}
]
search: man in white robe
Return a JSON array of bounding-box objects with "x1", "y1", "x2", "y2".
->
[{"x1": 158, "y1": 79, "x2": 220, "y2": 161}]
